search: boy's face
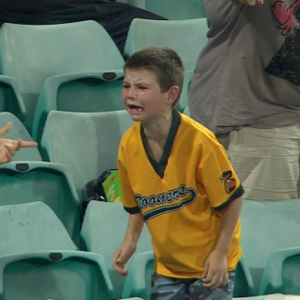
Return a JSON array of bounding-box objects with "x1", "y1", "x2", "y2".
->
[{"x1": 122, "y1": 68, "x2": 171, "y2": 122}]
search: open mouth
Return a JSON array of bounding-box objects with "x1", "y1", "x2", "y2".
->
[{"x1": 128, "y1": 104, "x2": 144, "y2": 112}]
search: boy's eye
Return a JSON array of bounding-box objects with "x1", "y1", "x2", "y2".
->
[
  {"x1": 122, "y1": 84, "x2": 130, "y2": 88},
  {"x1": 138, "y1": 86, "x2": 147, "y2": 90}
]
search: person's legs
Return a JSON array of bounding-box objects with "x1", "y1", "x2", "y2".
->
[
  {"x1": 150, "y1": 273, "x2": 190, "y2": 300},
  {"x1": 189, "y1": 272, "x2": 235, "y2": 300},
  {"x1": 227, "y1": 125, "x2": 300, "y2": 200}
]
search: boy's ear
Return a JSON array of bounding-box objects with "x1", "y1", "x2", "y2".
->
[{"x1": 166, "y1": 86, "x2": 180, "y2": 105}]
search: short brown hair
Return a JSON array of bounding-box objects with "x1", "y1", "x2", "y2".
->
[{"x1": 124, "y1": 46, "x2": 184, "y2": 107}]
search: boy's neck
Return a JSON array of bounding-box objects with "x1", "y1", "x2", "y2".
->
[{"x1": 142, "y1": 110, "x2": 173, "y2": 144}]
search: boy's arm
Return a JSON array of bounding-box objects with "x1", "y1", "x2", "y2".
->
[
  {"x1": 112, "y1": 212, "x2": 144, "y2": 276},
  {"x1": 202, "y1": 195, "x2": 243, "y2": 289}
]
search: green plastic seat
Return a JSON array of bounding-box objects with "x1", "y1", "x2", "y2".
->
[
  {"x1": 183, "y1": 106, "x2": 190, "y2": 116},
  {"x1": 240, "y1": 199, "x2": 300, "y2": 294},
  {"x1": 259, "y1": 247, "x2": 300, "y2": 295},
  {"x1": 122, "y1": 251, "x2": 255, "y2": 299},
  {"x1": 124, "y1": 18, "x2": 208, "y2": 111},
  {"x1": 40, "y1": 110, "x2": 134, "y2": 201},
  {"x1": 124, "y1": 18, "x2": 208, "y2": 70},
  {"x1": 0, "y1": 202, "x2": 113, "y2": 300},
  {"x1": 145, "y1": 0, "x2": 206, "y2": 20},
  {"x1": 0, "y1": 76, "x2": 26, "y2": 123},
  {"x1": 0, "y1": 112, "x2": 41, "y2": 161},
  {"x1": 0, "y1": 21, "x2": 125, "y2": 131},
  {"x1": 81, "y1": 201, "x2": 152, "y2": 299},
  {"x1": 32, "y1": 71, "x2": 125, "y2": 142},
  {"x1": 0, "y1": 161, "x2": 81, "y2": 247}
]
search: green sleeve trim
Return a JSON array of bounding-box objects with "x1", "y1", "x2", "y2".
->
[
  {"x1": 124, "y1": 206, "x2": 140, "y2": 214},
  {"x1": 214, "y1": 184, "x2": 244, "y2": 210}
]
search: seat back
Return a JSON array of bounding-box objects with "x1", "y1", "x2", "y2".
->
[
  {"x1": 0, "y1": 21, "x2": 125, "y2": 130},
  {"x1": 0, "y1": 112, "x2": 41, "y2": 161},
  {"x1": 40, "y1": 110, "x2": 134, "y2": 200},
  {"x1": 81, "y1": 201, "x2": 152, "y2": 299},
  {"x1": 32, "y1": 72, "x2": 124, "y2": 142},
  {"x1": 145, "y1": 0, "x2": 206, "y2": 20},
  {"x1": 4, "y1": 257, "x2": 108, "y2": 300},
  {"x1": 0, "y1": 202, "x2": 111, "y2": 300},
  {"x1": 240, "y1": 199, "x2": 300, "y2": 293},
  {"x1": 0, "y1": 79, "x2": 26, "y2": 122},
  {"x1": 0, "y1": 202, "x2": 77, "y2": 255},
  {"x1": 0, "y1": 162, "x2": 81, "y2": 247},
  {"x1": 124, "y1": 18, "x2": 208, "y2": 71}
]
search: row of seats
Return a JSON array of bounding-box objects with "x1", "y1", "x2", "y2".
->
[
  {"x1": 2, "y1": 109, "x2": 300, "y2": 297},
  {"x1": 0, "y1": 199, "x2": 298, "y2": 300},
  {"x1": 0, "y1": 18, "x2": 209, "y2": 137}
]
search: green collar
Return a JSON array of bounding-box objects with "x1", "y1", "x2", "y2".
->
[{"x1": 141, "y1": 110, "x2": 181, "y2": 178}]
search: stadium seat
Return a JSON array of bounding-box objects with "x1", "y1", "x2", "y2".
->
[
  {"x1": 259, "y1": 247, "x2": 300, "y2": 295},
  {"x1": 0, "y1": 112, "x2": 41, "y2": 161},
  {"x1": 0, "y1": 161, "x2": 81, "y2": 247},
  {"x1": 32, "y1": 71, "x2": 125, "y2": 142},
  {"x1": 183, "y1": 106, "x2": 190, "y2": 116},
  {"x1": 0, "y1": 202, "x2": 113, "y2": 300},
  {"x1": 40, "y1": 110, "x2": 134, "y2": 201},
  {"x1": 81, "y1": 201, "x2": 152, "y2": 299},
  {"x1": 240, "y1": 199, "x2": 300, "y2": 294},
  {"x1": 0, "y1": 21, "x2": 125, "y2": 131},
  {"x1": 122, "y1": 251, "x2": 255, "y2": 299},
  {"x1": 0, "y1": 77, "x2": 26, "y2": 123},
  {"x1": 145, "y1": 0, "x2": 206, "y2": 20},
  {"x1": 124, "y1": 18, "x2": 208, "y2": 70},
  {"x1": 124, "y1": 18, "x2": 208, "y2": 111}
]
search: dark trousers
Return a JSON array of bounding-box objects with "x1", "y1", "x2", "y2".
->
[{"x1": 0, "y1": 2, "x2": 166, "y2": 54}]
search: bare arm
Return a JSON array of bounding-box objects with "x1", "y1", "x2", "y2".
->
[
  {"x1": 214, "y1": 195, "x2": 243, "y2": 255},
  {"x1": 203, "y1": 195, "x2": 243, "y2": 289},
  {"x1": 112, "y1": 212, "x2": 144, "y2": 276}
]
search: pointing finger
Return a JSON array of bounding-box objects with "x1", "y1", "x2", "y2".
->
[{"x1": 20, "y1": 140, "x2": 38, "y2": 148}]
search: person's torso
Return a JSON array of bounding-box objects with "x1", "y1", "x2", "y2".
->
[{"x1": 189, "y1": 0, "x2": 300, "y2": 134}]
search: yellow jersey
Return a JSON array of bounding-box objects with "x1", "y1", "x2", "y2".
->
[{"x1": 118, "y1": 110, "x2": 243, "y2": 278}]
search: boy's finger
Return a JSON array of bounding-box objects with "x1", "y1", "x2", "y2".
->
[
  {"x1": 221, "y1": 272, "x2": 229, "y2": 286},
  {"x1": 0, "y1": 123, "x2": 12, "y2": 139}
]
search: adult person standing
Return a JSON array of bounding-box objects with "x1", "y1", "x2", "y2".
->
[
  {"x1": 0, "y1": 0, "x2": 166, "y2": 54},
  {"x1": 189, "y1": 0, "x2": 300, "y2": 200}
]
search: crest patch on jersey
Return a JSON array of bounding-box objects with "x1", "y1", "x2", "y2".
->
[{"x1": 220, "y1": 171, "x2": 236, "y2": 194}]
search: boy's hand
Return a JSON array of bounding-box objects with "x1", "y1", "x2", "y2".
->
[
  {"x1": 112, "y1": 241, "x2": 136, "y2": 277},
  {"x1": 202, "y1": 250, "x2": 228, "y2": 289},
  {"x1": 238, "y1": 0, "x2": 264, "y2": 5},
  {"x1": 0, "y1": 123, "x2": 38, "y2": 164}
]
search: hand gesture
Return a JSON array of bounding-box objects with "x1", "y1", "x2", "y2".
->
[
  {"x1": 112, "y1": 241, "x2": 136, "y2": 277},
  {"x1": 0, "y1": 123, "x2": 38, "y2": 164},
  {"x1": 238, "y1": 0, "x2": 264, "y2": 5},
  {"x1": 202, "y1": 250, "x2": 229, "y2": 289}
]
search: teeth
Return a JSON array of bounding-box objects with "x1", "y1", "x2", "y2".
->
[{"x1": 138, "y1": 108, "x2": 143, "y2": 112}]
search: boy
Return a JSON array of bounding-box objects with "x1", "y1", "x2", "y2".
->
[{"x1": 112, "y1": 46, "x2": 244, "y2": 300}]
